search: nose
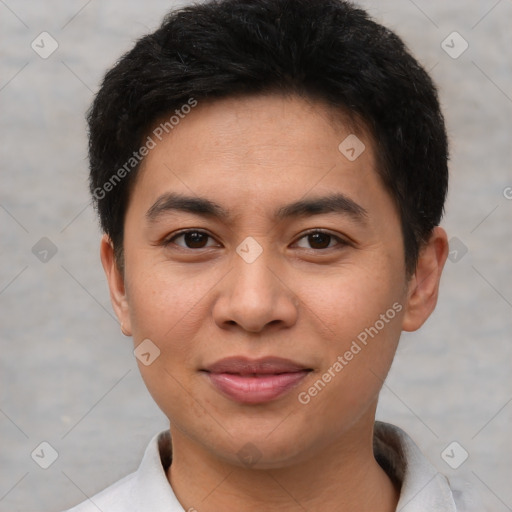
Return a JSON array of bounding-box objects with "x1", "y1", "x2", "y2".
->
[{"x1": 212, "y1": 246, "x2": 299, "y2": 334}]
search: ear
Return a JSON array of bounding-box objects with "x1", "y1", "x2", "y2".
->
[
  {"x1": 100, "y1": 234, "x2": 132, "y2": 336},
  {"x1": 402, "y1": 226, "x2": 449, "y2": 332}
]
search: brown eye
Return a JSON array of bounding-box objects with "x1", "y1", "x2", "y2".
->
[
  {"x1": 295, "y1": 230, "x2": 346, "y2": 250},
  {"x1": 307, "y1": 232, "x2": 332, "y2": 249},
  {"x1": 183, "y1": 231, "x2": 209, "y2": 248},
  {"x1": 166, "y1": 230, "x2": 217, "y2": 249}
]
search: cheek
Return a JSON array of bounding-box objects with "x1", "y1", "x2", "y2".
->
[
  {"x1": 295, "y1": 260, "x2": 405, "y2": 393},
  {"x1": 294, "y1": 273, "x2": 404, "y2": 440},
  {"x1": 299, "y1": 260, "x2": 404, "y2": 342},
  {"x1": 125, "y1": 267, "x2": 211, "y2": 418},
  {"x1": 126, "y1": 264, "x2": 215, "y2": 343},
  {"x1": 124, "y1": 264, "x2": 224, "y2": 402}
]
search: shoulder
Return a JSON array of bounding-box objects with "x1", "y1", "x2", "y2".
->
[
  {"x1": 61, "y1": 430, "x2": 184, "y2": 512},
  {"x1": 61, "y1": 471, "x2": 138, "y2": 512},
  {"x1": 374, "y1": 421, "x2": 487, "y2": 512},
  {"x1": 448, "y1": 474, "x2": 493, "y2": 512}
]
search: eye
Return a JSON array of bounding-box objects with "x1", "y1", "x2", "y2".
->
[
  {"x1": 164, "y1": 230, "x2": 219, "y2": 249},
  {"x1": 162, "y1": 229, "x2": 348, "y2": 251},
  {"x1": 294, "y1": 230, "x2": 347, "y2": 250}
]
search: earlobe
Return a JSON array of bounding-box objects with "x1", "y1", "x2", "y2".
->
[
  {"x1": 401, "y1": 227, "x2": 449, "y2": 332},
  {"x1": 100, "y1": 234, "x2": 133, "y2": 336}
]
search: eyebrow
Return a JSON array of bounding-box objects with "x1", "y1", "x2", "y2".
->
[{"x1": 146, "y1": 192, "x2": 368, "y2": 224}]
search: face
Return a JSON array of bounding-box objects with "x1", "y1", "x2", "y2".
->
[{"x1": 102, "y1": 93, "x2": 447, "y2": 468}]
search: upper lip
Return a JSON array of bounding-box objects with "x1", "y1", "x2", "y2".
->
[{"x1": 202, "y1": 356, "x2": 312, "y2": 375}]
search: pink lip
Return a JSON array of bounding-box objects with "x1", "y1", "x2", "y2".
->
[{"x1": 202, "y1": 356, "x2": 312, "y2": 404}]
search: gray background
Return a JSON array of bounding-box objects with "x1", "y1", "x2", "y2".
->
[{"x1": 1, "y1": 1, "x2": 511, "y2": 510}]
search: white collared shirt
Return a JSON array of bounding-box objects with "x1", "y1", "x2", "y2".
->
[{"x1": 63, "y1": 421, "x2": 481, "y2": 511}]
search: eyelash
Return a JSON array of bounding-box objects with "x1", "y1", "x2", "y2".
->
[{"x1": 162, "y1": 229, "x2": 349, "y2": 252}]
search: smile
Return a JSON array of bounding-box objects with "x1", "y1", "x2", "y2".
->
[{"x1": 201, "y1": 356, "x2": 313, "y2": 404}]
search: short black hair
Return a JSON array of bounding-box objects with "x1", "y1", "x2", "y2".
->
[{"x1": 87, "y1": 0, "x2": 448, "y2": 275}]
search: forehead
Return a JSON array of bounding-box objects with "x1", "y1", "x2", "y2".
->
[{"x1": 130, "y1": 93, "x2": 391, "y2": 222}]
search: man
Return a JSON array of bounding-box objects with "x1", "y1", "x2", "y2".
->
[{"x1": 65, "y1": 0, "x2": 480, "y2": 510}]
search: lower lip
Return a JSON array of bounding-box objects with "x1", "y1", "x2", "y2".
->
[{"x1": 204, "y1": 371, "x2": 310, "y2": 404}]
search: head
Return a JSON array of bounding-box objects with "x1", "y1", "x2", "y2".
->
[{"x1": 91, "y1": 0, "x2": 449, "y2": 468}]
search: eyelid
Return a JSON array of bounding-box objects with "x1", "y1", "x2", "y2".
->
[
  {"x1": 292, "y1": 228, "x2": 350, "y2": 249},
  {"x1": 163, "y1": 228, "x2": 351, "y2": 250},
  {"x1": 163, "y1": 228, "x2": 219, "y2": 248}
]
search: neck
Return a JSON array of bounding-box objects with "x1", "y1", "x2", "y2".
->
[{"x1": 167, "y1": 415, "x2": 399, "y2": 512}]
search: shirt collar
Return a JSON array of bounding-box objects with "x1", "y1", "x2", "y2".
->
[
  {"x1": 374, "y1": 421, "x2": 457, "y2": 511},
  {"x1": 129, "y1": 421, "x2": 459, "y2": 511},
  {"x1": 129, "y1": 429, "x2": 184, "y2": 510}
]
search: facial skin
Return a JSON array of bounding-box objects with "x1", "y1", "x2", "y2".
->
[{"x1": 101, "y1": 93, "x2": 448, "y2": 512}]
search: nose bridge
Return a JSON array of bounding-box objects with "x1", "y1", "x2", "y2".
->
[
  {"x1": 213, "y1": 237, "x2": 298, "y2": 333},
  {"x1": 234, "y1": 242, "x2": 276, "y2": 300}
]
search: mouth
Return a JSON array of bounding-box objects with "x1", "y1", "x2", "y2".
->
[{"x1": 201, "y1": 356, "x2": 313, "y2": 404}]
